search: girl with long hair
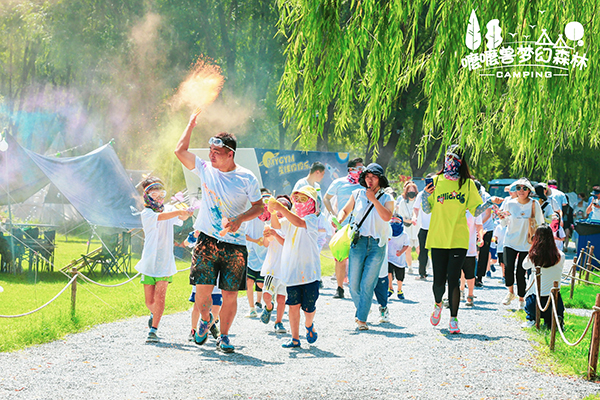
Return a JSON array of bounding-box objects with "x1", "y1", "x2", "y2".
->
[{"x1": 522, "y1": 225, "x2": 565, "y2": 328}]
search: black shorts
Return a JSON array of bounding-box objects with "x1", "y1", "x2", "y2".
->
[
  {"x1": 388, "y1": 263, "x2": 406, "y2": 281},
  {"x1": 462, "y1": 256, "x2": 476, "y2": 279},
  {"x1": 498, "y1": 252, "x2": 504, "y2": 265},
  {"x1": 189, "y1": 232, "x2": 248, "y2": 292},
  {"x1": 246, "y1": 268, "x2": 265, "y2": 284},
  {"x1": 286, "y1": 280, "x2": 319, "y2": 313}
]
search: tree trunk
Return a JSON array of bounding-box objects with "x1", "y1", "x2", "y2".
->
[{"x1": 317, "y1": 101, "x2": 334, "y2": 152}]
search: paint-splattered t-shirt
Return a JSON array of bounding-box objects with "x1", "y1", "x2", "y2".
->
[
  {"x1": 192, "y1": 156, "x2": 261, "y2": 246},
  {"x1": 280, "y1": 214, "x2": 321, "y2": 286}
]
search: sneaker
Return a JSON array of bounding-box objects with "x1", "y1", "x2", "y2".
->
[
  {"x1": 397, "y1": 290, "x2": 405, "y2": 300},
  {"x1": 486, "y1": 271, "x2": 492, "y2": 278},
  {"x1": 379, "y1": 306, "x2": 390, "y2": 323},
  {"x1": 333, "y1": 286, "x2": 345, "y2": 299},
  {"x1": 522, "y1": 320, "x2": 535, "y2": 328},
  {"x1": 216, "y1": 335, "x2": 235, "y2": 353},
  {"x1": 146, "y1": 331, "x2": 159, "y2": 343},
  {"x1": 491, "y1": 264, "x2": 496, "y2": 272},
  {"x1": 260, "y1": 305, "x2": 273, "y2": 324},
  {"x1": 194, "y1": 313, "x2": 214, "y2": 345},
  {"x1": 210, "y1": 320, "x2": 220, "y2": 339},
  {"x1": 282, "y1": 338, "x2": 301, "y2": 348},
  {"x1": 246, "y1": 308, "x2": 257, "y2": 318},
  {"x1": 466, "y1": 295, "x2": 474, "y2": 307},
  {"x1": 519, "y1": 300, "x2": 525, "y2": 310},
  {"x1": 274, "y1": 322, "x2": 286, "y2": 333},
  {"x1": 188, "y1": 329, "x2": 196, "y2": 342},
  {"x1": 255, "y1": 302, "x2": 263, "y2": 311},
  {"x1": 408, "y1": 266, "x2": 413, "y2": 274},
  {"x1": 188, "y1": 291, "x2": 196, "y2": 302},
  {"x1": 148, "y1": 313, "x2": 153, "y2": 329},
  {"x1": 475, "y1": 279, "x2": 483, "y2": 288},
  {"x1": 443, "y1": 298, "x2": 450, "y2": 309},
  {"x1": 387, "y1": 288, "x2": 393, "y2": 298},
  {"x1": 430, "y1": 304, "x2": 442, "y2": 326},
  {"x1": 449, "y1": 317, "x2": 460, "y2": 334},
  {"x1": 415, "y1": 275, "x2": 426, "y2": 280},
  {"x1": 502, "y1": 292, "x2": 516, "y2": 306}
]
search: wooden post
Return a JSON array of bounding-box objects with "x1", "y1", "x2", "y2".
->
[
  {"x1": 70, "y1": 267, "x2": 77, "y2": 316},
  {"x1": 586, "y1": 245, "x2": 595, "y2": 284},
  {"x1": 581, "y1": 243, "x2": 591, "y2": 280},
  {"x1": 570, "y1": 257, "x2": 577, "y2": 300},
  {"x1": 549, "y1": 281, "x2": 559, "y2": 351},
  {"x1": 588, "y1": 294, "x2": 600, "y2": 380},
  {"x1": 535, "y1": 266, "x2": 541, "y2": 330}
]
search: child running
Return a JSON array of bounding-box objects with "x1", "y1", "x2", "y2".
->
[
  {"x1": 268, "y1": 186, "x2": 321, "y2": 348},
  {"x1": 260, "y1": 195, "x2": 293, "y2": 333},
  {"x1": 245, "y1": 191, "x2": 271, "y2": 317},
  {"x1": 387, "y1": 215, "x2": 409, "y2": 300},
  {"x1": 135, "y1": 177, "x2": 192, "y2": 343}
]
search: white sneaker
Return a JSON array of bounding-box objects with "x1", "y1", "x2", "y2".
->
[
  {"x1": 246, "y1": 308, "x2": 257, "y2": 318},
  {"x1": 408, "y1": 266, "x2": 413, "y2": 274},
  {"x1": 502, "y1": 292, "x2": 516, "y2": 305},
  {"x1": 522, "y1": 320, "x2": 535, "y2": 328},
  {"x1": 379, "y1": 306, "x2": 390, "y2": 323}
]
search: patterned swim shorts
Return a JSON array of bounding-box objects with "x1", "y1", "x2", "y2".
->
[{"x1": 189, "y1": 232, "x2": 248, "y2": 292}]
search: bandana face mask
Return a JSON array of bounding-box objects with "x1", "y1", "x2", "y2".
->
[
  {"x1": 391, "y1": 222, "x2": 404, "y2": 237},
  {"x1": 258, "y1": 204, "x2": 271, "y2": 222},
  {"x1": 293, "y1": 196, "x2": 316, "y2": 218},
  {"x1": 144, "y1": 184, "x2": 166, "y2": 213},
  {"x1": 443, "y1": 155, "x2": 462, "y2": 181},
  {"x1": 347, "y1": 166, "x2": 364, "y2": 184}
]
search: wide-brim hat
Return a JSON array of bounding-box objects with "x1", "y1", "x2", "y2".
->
[
  {"x1": 359, "y1": 163, "x2": 389, "y2": 188},
  {"x1": 513, "y1": 178, "x2": 535, "y2": 193},
  {"x1": 292, "y1": 185, "x2": 320, "y2": 214}
]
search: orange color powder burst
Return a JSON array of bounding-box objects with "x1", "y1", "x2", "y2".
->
[{"x1": 172, "y1": 58, "x2": 224, "y2": 111}]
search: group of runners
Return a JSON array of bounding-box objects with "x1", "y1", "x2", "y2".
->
[{"x1": 133, "y1": 110, "x2": 576, "y2": 352}]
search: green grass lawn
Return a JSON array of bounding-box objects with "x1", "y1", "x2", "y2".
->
[
  {"x1": 561, "y1": 265, "x2": 600, "y2": 309},
  {"x1": 520, "y1": 310, "x2": 600, "y2": 381},
  {"x1": 0, "y1": 235, "x2": 338, "y2": 352}
]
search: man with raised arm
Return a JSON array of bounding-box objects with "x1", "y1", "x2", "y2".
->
[{"x1": 175, "y1": 110, "x2": 263, "y2": 353}]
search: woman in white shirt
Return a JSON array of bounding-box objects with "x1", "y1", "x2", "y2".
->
[
  {"x1": 498, "y1": 178, "x2": 544, "y2": 309},
  {"x1": 522, "y1": 224, "x2": 565, "y2": 329},
  {"x1": 395, "y1": 181, "x2": 419, "y2": 273},
  {"x1": 338, "y1": 163, "x2": 395, "y2": 330}
]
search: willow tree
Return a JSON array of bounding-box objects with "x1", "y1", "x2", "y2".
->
[{"x1": 276, "y1": 0, "x2": 600, "y2": 174}]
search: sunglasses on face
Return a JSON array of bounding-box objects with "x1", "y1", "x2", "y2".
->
[
  {"x1": 292, "y1": 194, "x2": 309, "y2": 203},
  {"x1": 209, "y1": 137, "x2": 236, "y2": 153},
  {"x1": 515, "y1": 185, "x2": 530, "y2": 192},
  {"x1": 149, "y1": 190, "x2": 167, "y2": 201}
]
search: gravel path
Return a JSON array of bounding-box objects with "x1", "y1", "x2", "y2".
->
[{"x1": 0, "y1": 268, "x2": 598, "y2": 400}]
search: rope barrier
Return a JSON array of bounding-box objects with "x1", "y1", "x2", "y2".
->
[
  {"x1": 0, "y1": 275, "x2": 77, "y2": 318},
  {"x1": 176, "y1": 266, "x2": 191, "y2": 272},
  {"x1": 563, "y1": 273, "x2": 600, "y2": 287},
  {"x1": 77, "y1": 271, "x2": 141, "y2": 288},
  {"x1": 549, "y1": 292, "x2": 598, "y2": 347}
]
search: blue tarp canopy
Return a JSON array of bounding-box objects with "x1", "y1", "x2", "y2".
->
[{"x1": 0, "y1": 134, "x2": 142, "y2": 229}]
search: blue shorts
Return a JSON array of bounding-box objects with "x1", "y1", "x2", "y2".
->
[
  {"x1": 286, "y1": 280, "x2": 319, "y2": 313},
  {"x1": 188, "y1": 290, "x2": 223, "y2": 307}
]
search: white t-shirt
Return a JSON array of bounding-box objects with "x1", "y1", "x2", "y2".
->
[
  {"x1": 326, "y1": 177, "x2": 362, "y2": 223},
  {"x1": 388, "y1": 232, "x2": 409, "y2": 267},
  {"x1": 246, "y1": 218, "x2": 268, "y2": 271},
  {"x1": 553, "y1": 225, "x2": 566, "y2": 251},
  {"x1": 466, "y1": 211, "x2": 478, "y2": 257},
  {"x1": 414, "y1": 191, "x2": 431, "y2": 230},
  {"x1": 493, "y1": 224, "x2": 507, "y2": 253},
  {"x1": 396, "y1": 197, "x2": 417, "y2": 240},
  {"x1": 191, "y1": 157, "x2": 261, "y2": 245},
  {"x1": 351, "y1": 188, "x2": 394, "y2": 246},
  {"x1": 261, "y1": 220, "x2": 286, "y2": 280},
  {"x1": 379, "y1": 244, "x2": 389, "y2": 278},
  {"x1": 280, "y1": 214, "x2": 321, "y2": 286},
  {"x1": 135, "y1": 206, "x2": 183, "y2": 278},
  {"x1": 524, "y1": 252, "x2": 565, "y2": 297},
  {"x1": 501, "y1": 198, "x2": 545, "y2": 252}
]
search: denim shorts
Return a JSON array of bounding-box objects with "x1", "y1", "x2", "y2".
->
[
  {"x1": 189, "y1": 232, "x2": 248, "y2": 291},
  {"x1": 286, "y1": 280, "x2": 319, "y2": 313}
]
